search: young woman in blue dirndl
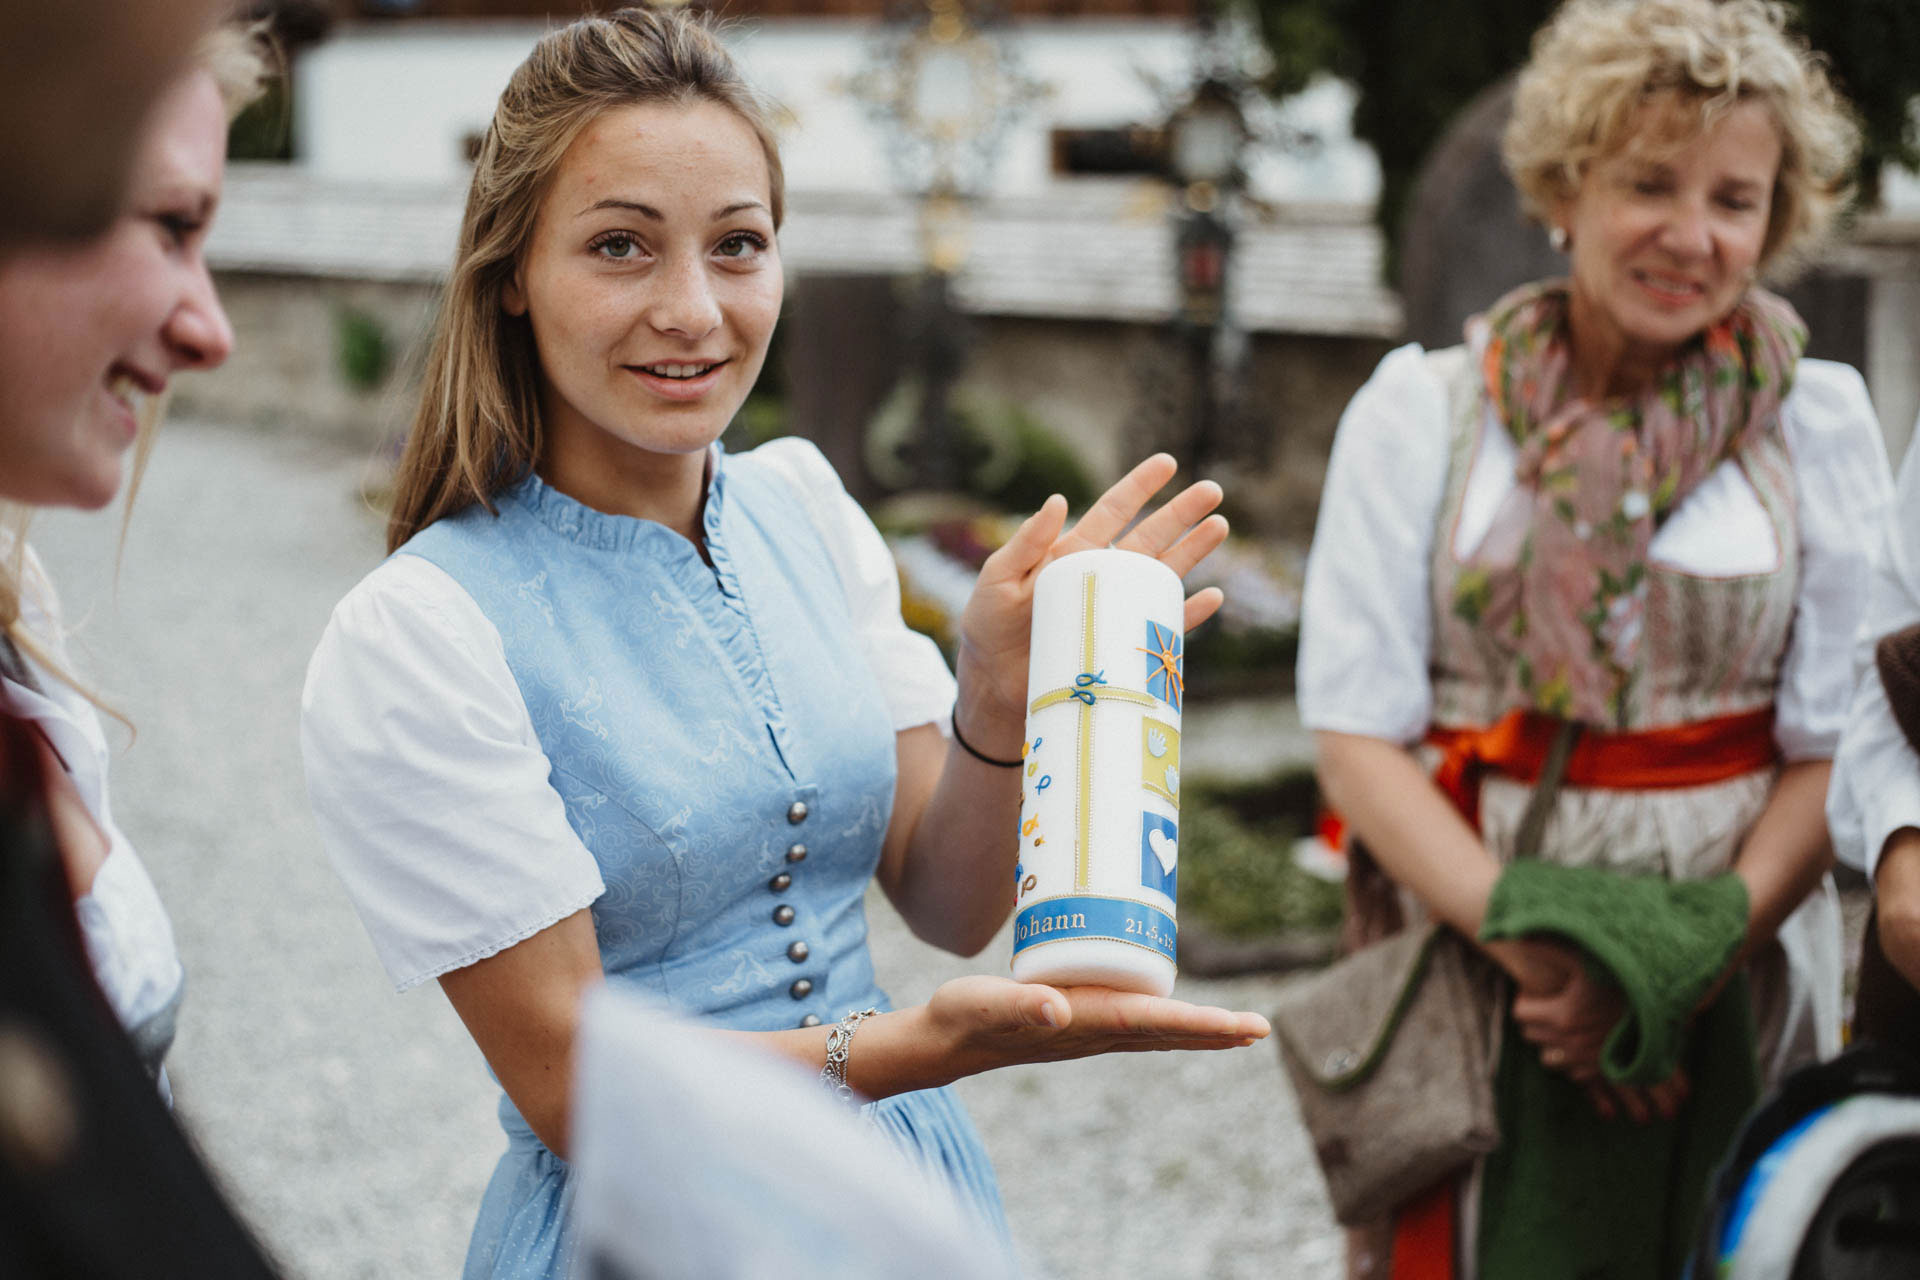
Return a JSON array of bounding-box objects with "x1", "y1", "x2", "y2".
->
[{"x1": 298, "y1": 10, "x2": 1269, "y2": 1278}]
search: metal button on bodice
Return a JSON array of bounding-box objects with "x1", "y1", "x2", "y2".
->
[
  {"x1": 772, "y1": 904, "x2": 796, "y2": 927},
  {"x1": 769, "y1": 872, "x2": 792, "y2": 893},
  {"x1": 786, "y1": 843, "x2": 808, "y2": 864},
  {"x1": 786, "y1": 940, "x2": 810, "y2": 964},
  {"x1": 799, "y1": 1014, "x2": 821, "y2": 1028},
  {"x1": 789, "y1": 978, "x2": 815, "y2": 1000},
  {"x1": 787, "y1": 801, "x2": 809, "y2": 825}
]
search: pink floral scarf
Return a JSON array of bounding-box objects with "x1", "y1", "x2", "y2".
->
[{"x1": 1454, "y1": 280, "x2": 1806, "y2": 728}]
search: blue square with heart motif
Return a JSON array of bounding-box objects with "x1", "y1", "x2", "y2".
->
[{"x1": 1140, "y1": 812, "x2": 1178, "y2": 899}]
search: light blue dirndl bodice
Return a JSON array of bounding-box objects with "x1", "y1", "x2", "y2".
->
[{"x1": 400, "y1": 448, "x2": 1006, "y2": 1279}]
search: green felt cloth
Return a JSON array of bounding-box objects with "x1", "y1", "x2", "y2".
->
[{"x1": 1475, "y1": 863, "x2": 1757, "y2": 1279}]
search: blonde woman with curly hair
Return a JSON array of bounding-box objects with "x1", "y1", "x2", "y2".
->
[
  {"x1": 1298, "y1": 1, "x2": 1888, "y2": 1275},
  {"x1": 300, "y1": 8, "x2": 1267, "y2": 1277}
]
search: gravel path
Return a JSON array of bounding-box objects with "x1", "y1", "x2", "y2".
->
[{"x1": 31, "y1": 419, "x2": 1342, "y2": 1280}]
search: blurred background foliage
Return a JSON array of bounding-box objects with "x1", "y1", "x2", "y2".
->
[
  {"x1": 1248, "y1": 0, "x2": 1920, "y2": 281},
  {"x1": 1182, "y1": 771, "x2": 1343, "y2": 938},
  {"x1": 334, "y1": 307, "x2": 393, "y2": 391}
]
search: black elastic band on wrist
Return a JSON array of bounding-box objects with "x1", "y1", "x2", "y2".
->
[{"x1": 951, "y1": 709, "x2": 1021, "y2": 768}]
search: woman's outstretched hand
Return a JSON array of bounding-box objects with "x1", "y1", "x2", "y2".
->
[
  {"x1": 923, "y1": 974, "x2": 1269, "y2": 1078},
  {"x1": 953, "y1": 454, "x2": 1228, "y2": 754}
]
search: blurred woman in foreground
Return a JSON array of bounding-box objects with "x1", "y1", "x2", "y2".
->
[{"x1": 0, "y1": 25, "x2": 263, "y2": 1083}]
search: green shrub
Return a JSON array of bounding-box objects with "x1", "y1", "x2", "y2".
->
[
  {"x1": 864, "y1": 380, "x2": 1094, "y2": 510},
  {"x1": 972, "y1": 402, "x2": 1096, "y2": 512},
  {"x1": 335, "y1": 307, "x2": 391, "y2": 391},
  {"x1": 1178, "y1": 781, "x2": 1342, "y2": 939}
]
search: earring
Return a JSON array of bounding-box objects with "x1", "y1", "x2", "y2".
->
[{"x1": 1549, "y1": 225, "x2": 1569, "y2": 253}]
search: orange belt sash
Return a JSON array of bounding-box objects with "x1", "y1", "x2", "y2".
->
[
  {"x1": 1387, "y1": 704, "x2": 1777, "y2": 1280},
  {"x1": 1424, "y1": 705, "x2": 1780, "y2": 833}
]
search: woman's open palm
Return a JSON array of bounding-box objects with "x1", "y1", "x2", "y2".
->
[{"x1": 926, "y1": 974, "x2": 1269, "y2": 1076}]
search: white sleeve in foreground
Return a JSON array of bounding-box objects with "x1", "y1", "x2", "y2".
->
[
  {"x1": 573, "y1": 987, "x2": 1006, "y2": 1280},
  {"x1": 1775, "y1": 360, "x2": 1895, "y2": 760},
  {"x1": 72, "y1": 842, "x2": 183, "y2": 1035},
  {"x1": 299, "y1": 555, "x2": 605, "y2": 991},
  {"x1": 1296, "y1": 344, "x2": 1451, "y2": 743},
  {"x1": 1827, "y1": 421, "x2": 1920, "y2": 876},
  {"x1": 752, "y1": 437, "x2": 958, "y2": 733}
]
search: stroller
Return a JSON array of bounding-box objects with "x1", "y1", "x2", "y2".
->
[{"x1": 1689, "y1": 1045, "x2": 1920, "y2": 1280}]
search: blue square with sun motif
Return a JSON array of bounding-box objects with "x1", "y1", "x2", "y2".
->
[
  {"x1": 1142, "y1": 621, "x2": 1183, "y2": 712},
  {"x1": 1140, "y1": 812, "x2": 1178, "y2": 899}
]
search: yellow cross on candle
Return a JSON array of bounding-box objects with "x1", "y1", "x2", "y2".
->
[{"x1": 1027, "y1": 571, "x2": 1157, "y2": 890}]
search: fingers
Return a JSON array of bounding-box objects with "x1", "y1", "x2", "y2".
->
[
  {"x1": 1183, "y1": 587, "x2": 1224, "y2": 633},
  {"x1": 1511, "y1": 992, "x2": 1559, "y2": 1026},
  {"x1": 1515, "y1": 1004, "x2": 1612, "y2": 1043},
  {"x1": 1488, "y1": 937, "x2": 1577, "y2": 994},
  {"x1": 1513, "y1": 990, "x2": 1590, "y2": 1037},
  {"x1": 1115, "y1": 481, "x2": 1224, "y2": 560},
  {"x1": 1587, "y1": 1081, "x2": 1645, "y2": 1124},
  {"x1": 1104, "y1": 1036, "x2": 1268, "y2": 1054},
  {"x1": 1013, "y1": 983, "x2": 1069, "y2": 1030},
  {"x1": 1525, "y1": 1016, "x2": 1608, "y2": 1078},
  {"x1": 1156, "y1": 512, "x2": 1230, "y2": 579},
  {"x1": 1585, "y1": 1073, "x2": 1688, "y2": 1124},
  {"x1": 1063, "y1": 454, "x2": 1180, "y2": 551},
  {"x1": 1646, "y1": 1069, "x2": 1689, "y2": 1120},
  {"x1": 1059, "y1": 988, "x2": 1270, "y2": 1041},
  {"x1": 981, "y1": 494, "x2": 1069, "y2": 585}
]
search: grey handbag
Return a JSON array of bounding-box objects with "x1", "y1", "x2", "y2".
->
[
  {"x1": 1271, "y1": 919, "x2": 1499, "y2": 1225},
  {"x1": 1271, "y1": 721, "x2": 1580, "y2": 1226}
]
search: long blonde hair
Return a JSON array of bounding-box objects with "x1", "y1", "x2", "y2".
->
[
  {"x1": 384, "y1": 5, "x2": 785, "y2": 554},
  {"x1": 0, "y1": 22, "x2": 274, "y2": 708}
]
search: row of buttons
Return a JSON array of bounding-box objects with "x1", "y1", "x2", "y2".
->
[{"x1": 784, "y1": 802, "x2": 816, "y2": 1025}]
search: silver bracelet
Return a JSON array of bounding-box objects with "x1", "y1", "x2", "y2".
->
[{"x1": 820, "y1": 1006, "x2": 880, "y2": 1105}]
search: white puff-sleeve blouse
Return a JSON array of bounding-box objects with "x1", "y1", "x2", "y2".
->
[
  {"x1": 1297, "y1": 345, "x2": 1893, "y2": 756},
  {"x1": 3, "y1": 546, "x2": 183, "y2": 1041},
  {"x1": 300, "y1": 439, "x2": 957, "y2": 992},
  {"x1": 1827, "y1": 427, "x2": 1920, "y2": 878}
]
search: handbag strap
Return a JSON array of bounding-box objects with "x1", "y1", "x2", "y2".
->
[{"x1": 1510, "y1": 718, "x2": 1581, "y2": 863}]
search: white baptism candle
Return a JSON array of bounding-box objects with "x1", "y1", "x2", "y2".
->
[{"x1": 1009, "y1": 548, "x2": 1184, "y2": 997}]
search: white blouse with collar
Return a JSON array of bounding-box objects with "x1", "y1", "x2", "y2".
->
[
  {"x1": 4, "y1": 545, "x2": 183, "y2": 1048},
  {"x1": 1298, "y1": 344, "x2": 1893, "y2": 756}
]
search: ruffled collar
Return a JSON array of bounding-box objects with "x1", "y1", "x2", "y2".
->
[{"x1": 505, "y1": 443, "x2": 729, "y2": 555}]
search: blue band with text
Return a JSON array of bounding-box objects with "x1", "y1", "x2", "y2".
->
[{"x1": 1012, "y1": 896, "x2": 1176, "y2": 962}]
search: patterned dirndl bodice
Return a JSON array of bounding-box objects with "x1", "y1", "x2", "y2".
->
[
  {"x1": 1424, "y1": 345, "x2": 1801, "y2": 734},
  {"x1": 1415, "y1": 344, "x2": 1837, "y2": 1083}
]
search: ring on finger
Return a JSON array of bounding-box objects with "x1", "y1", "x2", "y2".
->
[{"x1": 1542, "y1": 1046, "x2": 1568, "y2": 1068}]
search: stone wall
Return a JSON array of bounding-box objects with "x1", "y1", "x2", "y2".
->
[
  {"x1": 961, "y1": 318, "x2": 1391, "y2": 539},
  {"x1": 176, "y1": 273, "x2": 439, "y2": 453}
]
